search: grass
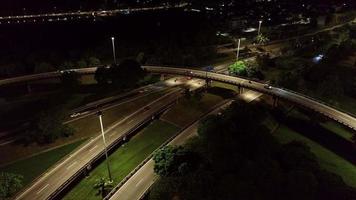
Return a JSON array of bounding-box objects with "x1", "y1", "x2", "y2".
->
[
  {"x1": 273, "y1": 125, "x2": 356, "y2": 188},
  {"x1": 211, "y1": 81, "x2": 239, "y2": 93},
  {"x1": 0, "y1": 90, "x2": 165, "y2": 165},
  {"x1": 0, "y1": 139, "x2": 86, "y2": 189},
  {"x1": 63, "y1": 120, "x2": 179, "y2": 200},
  {"x1": 161, "y1": 93, "x2": 224, "y2": 127},
  {"x1": 320, "y1": 121, "x2": 354, "y2": 142},
  {"x1": 287, "y1": 108, "x2": 355, "y2": 142}
]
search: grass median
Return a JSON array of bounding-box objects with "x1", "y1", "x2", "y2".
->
[
  {"x1": 264, "y1": 107, "x2": 356, "y2": 188},
  {"x1": 0, "y1": 139, "x2": 86, "y2": 190},
  {"x1": 161, "y1": 93, "x2": 224, "y2": 127},
  {"x1": 63, "y1": 120, "x2": 179, "y2": 200},
  {"x1": 0, "y1": 90, "x2": 165, "y2": 165},
  {"x1": 274, "y1": 125, "x2": 356, "y2": 188}
]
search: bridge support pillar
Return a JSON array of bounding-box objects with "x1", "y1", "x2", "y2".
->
[
  {"x1": 205, "y1": 78, "x2": 211, "y2": 88},
  {"x1": 26, "y1": 83, "x2": 32, "y2": 94},
  {"x1": 237, "y1": 85, "x2": 244, "y2": 94},
  {"x1": 273, "y1": 96, "x2": 279, "y2": 108}
]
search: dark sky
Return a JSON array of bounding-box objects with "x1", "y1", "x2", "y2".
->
[
  {"x1": 0, "y1": 0, "x2": 354, "y2": 15},
  {"x1": 0, "y1": 0, "x2": 104, "y2": 15}
]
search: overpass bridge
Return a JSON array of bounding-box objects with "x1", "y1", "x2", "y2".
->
[
  {"x1": 1, "y1": 66, "x2": 356, "y2": 132},
  {"x1": 143, "y1": 66, "x2": 356, "y2": 132}
]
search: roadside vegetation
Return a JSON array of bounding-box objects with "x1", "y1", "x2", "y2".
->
[
  {"x1": 0, "y1": 139, "x2": 86, "y2": 197},
  {"x1": 0, "y1": 90, "x2": 165, "y2": 165},
  {"x1": 161, "y1": 90, "x2": 228, "y2": 128},
  {"x1": 63, "y1": 120, "x2": 179, "y2": 200},
  {"x1": 254, "y1": 23, "x2": 356, "y2": 117},
  {"x1": 150, "y1": 100, "x2": 356, "y2": 200}
]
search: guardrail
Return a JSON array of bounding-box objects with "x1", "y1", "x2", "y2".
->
[
  {"x1": 104, "y1": 99, "x2": 232, "y2": 200},
  {"x1": 2, "y1": 65, "x2": 356, "y2": 131},
  {"x1": 46, "y1": 93, "x2": 180, "y2": 200},
  {"x1": 144, "y1": 66, "x2": 356, "y2": 131},
  {"x1": 13, "y1": 90, "x2": 180, "y2": 200}
]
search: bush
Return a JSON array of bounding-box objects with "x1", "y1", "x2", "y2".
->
[{"x1": 228, "y1": 61, "x2": 247, "y2": 76}]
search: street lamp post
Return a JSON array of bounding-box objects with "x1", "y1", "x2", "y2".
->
[
  {"x1": 97, "y1": 111, "x2": 113, "y2": 182},
  {"x1": 111, "y1": 37, "x2": 117, "y2": 65},
  {"x1": 258, "y1": 20, "x2": 263, "y2": 36},
  {"x1": 236, "y1": 38, "x2": 241, "y2": 61}
]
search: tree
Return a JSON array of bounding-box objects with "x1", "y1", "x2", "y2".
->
[
  {"x1": 153, "y1": 146, "x2": 181, "y2": 177},
  {"x1": 93, "y1": 178, "x2": 113, "y2": 198},
  {"x1": 88, "y1": 57, "x2": 101, "y2": 66},
  {"x1": 76, "y1": 60, "x2": 87, "y2": 68},
  {"x1": 24, "y1": 109, "x2": 74, "y2": 144},
  {"x1": 34, "y1": 62, "x2": 55, "y2": 73},
  {"x1": 153, "y1": 146, "x2": 196, "y2": 177},
  {"x1": 228, "y1": 61, "x2": 247, "y2": 76},
  {"x1": 256, "y1": 34, "x2": 270, "y2": 44},
  {"x1": 110, "y1": 59, "x2": 146, "y2": 89},
  {"x1": 60, "y1": 71, "x2": 80, "y2": 89},
  {"x1": 0, "y1": 172, "x2": 23, "y2": 199},
  {"x1": 94, "y1": 66, "x2": 111, "y2": 85}
]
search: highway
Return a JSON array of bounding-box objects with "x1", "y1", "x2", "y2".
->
[
  {"x1": 106, "y1": 86, "x2": 263, "y2": 200},
  {"x1": 14, "y1": 88, "x2": 183, "y2": 200},
  {"x1": 1, "y1": 66, "x2": 356, "y2": 130},
  {"x1": 107, "y1": 100, "x2": 235, "y2": 200},
  {"x1": 0, "y1": 66, "x2": 356, "y2": 130},
  {"x1": 0, "y1": 3, "x2": 188, "y2": 24},
  {"x1": 143, "y1": 66, "x2": 356, "y2": 131},
  {"x1": 0, "y1": 75, "x2": 201, "y2": 146}
]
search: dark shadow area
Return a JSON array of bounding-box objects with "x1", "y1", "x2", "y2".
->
[
  {"x1": 206, "y1": 86, "x2": 235, "y2": 99},
  {"x1": 272, "y1": 109, "x2": 356, "y2": 165}
]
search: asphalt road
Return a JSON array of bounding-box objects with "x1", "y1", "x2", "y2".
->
[
  {"x1": 0, "y1": 75, "x2": 201, "y2": 146},
  {"x1": 108, "y1": 100, "x2": 235, "y2": 200},
  {"x1": 14, "y1": 88, "x2": 182, "y2": 200},
  {"x1": 2, "y1": 65, "x2": 355, "y2": 130},
  {"x1": 0, "y1": 3, "x2": 188, "y2": 24},
  {"x1": 107, "y1": 88, "x2": 263, "y2": 200},
  {"x1": 143, "y1": 66, "x2": 356, "y2": 131},
  {"x1": 2, "y1": 66, "x2": 355, "y2": 130}
]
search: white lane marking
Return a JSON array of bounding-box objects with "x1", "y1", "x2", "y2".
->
[
  {"x1": 89, "y1": 145, "x2": 98, "y2": 152},
  {"x1": 15, "y1": 89, "x2": 180, "y2": 199},
  {"x1": 66, "y1": 161, "x2": 77, "y2": 170},
  {"x1": 135, "y1": 179, "x2": 144, "y2": 187},
  {"x1": 36, "y1": 184, "x2": 49, "y2": 195}
]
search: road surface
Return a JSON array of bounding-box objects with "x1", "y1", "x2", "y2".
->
[
  {"x1": 1, "y1": 66, "x2": 355, "y2": 130},
  {"x1": 108, "y1": 100, "x2": 234, "y2": 200},
  {"x1": 0, "y1": 3, "x2": 188, "y2": 24},
  {"x1": 143, "y1": 66, "x2": 356, "y2": 131},
  {"x1": 14, "y1": 88, "x2": 182, "y2": 200},
  {"x1": 107, "y1": 87, "x2": 263, "y2": 200}
]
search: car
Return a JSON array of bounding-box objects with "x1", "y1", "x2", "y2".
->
[
  {"x1": 70, "y1": 113, "x2": 81, "y2": 118},
  {"x1": 264, "y1": 84, "x2": 272, "y2": 90}
]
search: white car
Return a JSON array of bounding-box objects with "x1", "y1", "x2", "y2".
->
[
  {"x1": 70, "y1": 113, "x2": 81, "y2": 118},
  {"x1": 264, "y1": 84, "x2": 272, "y2": 90}
]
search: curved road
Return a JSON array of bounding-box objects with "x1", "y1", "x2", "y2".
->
[
  {"x1": 1, "y1": 66, "x2": 355, "y2": 130},
  {"x1": 143, "y1": 66, "x2": 356, "y2": 131},
  {"x1": 14, "y1": 89, "x2": 182, "y2": 200}
]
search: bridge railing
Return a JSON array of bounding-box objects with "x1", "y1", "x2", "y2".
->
[
  {"x1": 103, "y1": 99, "x2": 231, "y2": 200},
  {"x1": 144, "y1": 66, "x2": 356, "y2": 130},
  {"x1": 279, "y1": 86, "x2": 356, "y2": 119}
]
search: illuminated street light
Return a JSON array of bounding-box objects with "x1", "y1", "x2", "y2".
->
[
  {"x1": 236, "y1": 38, "x2": 241, "y2": 61},
  {"x1": 111, "y1": 37, "x2": 117, "y2": 65},
  {"x1": 258, "y1": 20, "x2": 263, "y2": 35},
  {"x1": 97, "y1": 111, "x2": 113, "y2": 182}
]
